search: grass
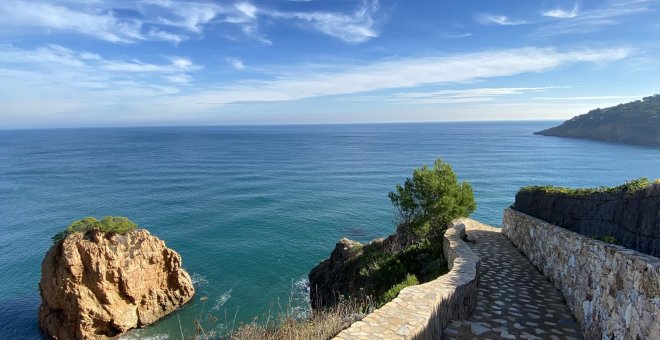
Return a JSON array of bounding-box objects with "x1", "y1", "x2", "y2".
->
[
  {"x1": 182, "y1": 296, "x2": 374, "y2": 340},
  {"x1": 227, "y1": 296, "x2": 373, "y2": 340},
  {"x1": 377, "y1": 273, "x2": 419, "y2": 307},
  {"x1": 52, "y1": 216, "x2": 137, "y2": 243},
  {"x1": 520, "y1": 177, "x2": 656, "y2": 196}
]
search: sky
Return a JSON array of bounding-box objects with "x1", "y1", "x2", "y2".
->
[{"x1": 0, "y1": 0, "x2": 659, "y2": 128}]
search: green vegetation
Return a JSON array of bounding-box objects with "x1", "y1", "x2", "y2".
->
[
  {"x1": 352, "y1": 159, "x2": 471, "y2": 306},
  {"x1": 52, "y1": 216, "x2": 138, "y2": 243},
  {"x1": 378, "y1": 273, "x2": 419, "y2": 307},
  {"x1": 388, "y1": 159, "x2": 476, "y2": 237},
  {"x1": 598, "y1": 235, "x2": 619, "y2": 245},
  {"x1": 535, "y1": 94, "x2": 660, "y2": 146},
  {"x1": 520, "y1": 177, "x2": 655, "y2": 196}
]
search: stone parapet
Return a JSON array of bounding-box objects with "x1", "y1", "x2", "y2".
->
[
  {"x1": 503, "y1": 208, "x2": 660, "y2": 340},
  {"x1": 334, "y1": 219, "x2": 492, "y2": 339}
]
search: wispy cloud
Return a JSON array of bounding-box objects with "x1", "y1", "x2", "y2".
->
[
  {"x1": 476, "y1": 13, "x2": 528, "y2": 26},
  {"x1": 159, "y1": 47, "x2": 629, "y2": 109},
  {"x1": 0, "y1": 45, "x2": 632, "y2": 125},
  {"x1": 226, "y1": 57, "x2": 246, "y2": 70},
  {"x1": 267, "y1": 0, "x2": 379, "y2": 43},
  {"x1": 538, "y1": 0, "x2": 654, "y2": 35},
  {"x1": 543, "y1": 4, "x2": 580, "y2": 19},
  {"x1": 0, "y1": 44, "x2": 200, "y2": 89},
  {"x1": 534, "y1": 95, "x2": 642, "y2": 100},
  {"x1": 384, "y1": 87, "x2": 558, "y2": 104},
  {"x1": 0, "y1": 1, "x2": 144, "y2": 43},
  {"x1": 0, "y1": 0, "x2": 382, "y2": 45}
]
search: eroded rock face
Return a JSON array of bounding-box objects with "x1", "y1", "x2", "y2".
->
[{"x1": 39, "y1": 229, "x2": 195, "y2": 339}]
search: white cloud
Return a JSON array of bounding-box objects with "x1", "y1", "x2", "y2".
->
[
  {"x1": 140, "y1": 0, "x2": 223, "y2": 33},
  {"x1": 0, "y1": 44, "x2": 200, "y2": 88},
  {"x1": 159, "y1": 47, "x2": 629, "y2": 108},
  {"x1": 476, "y1": 13, "x2": 528, "y2": 26},
  {"x1": 0, "y1": 1, "x2": 143, "y2": 43},
  {"x1": 226, "y1": 57, "x2": 246, "y2": 70},
  {"x1": 384, "y1": 87, "x2": 557, "y2": 104},
  {"x1": 0, "y1": 45, "x2": 633, "y2": 126},
  {"x1": 543, "y1": 4, "x2": 580, "y2": 19},
  {"x1": 534, "y1": 95, "x2": 642, "y2": 100},
  {"x1": 538, "y1": 0, "x2": 654, "y2": 35},
  {"x1": 265, "y1": 0, "x2": 379, "y2": 43},
  {"x1": 235, "y1": 2, "x2": 257, "y2": 19},
  {"x1": 0, "y1": 0, "x2": 382, "y2": 45}
]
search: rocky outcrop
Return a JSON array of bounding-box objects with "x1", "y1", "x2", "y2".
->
[
  {"x1": 512, "y1": 183, "x2": 660, "y2": 256},
  {"x1": 334, "y1": 219, "x2": 487, "y2": 339},
  {"x1": 39, "y1": 229, "x2": 195, "y2": 339},
  {"x1": 308, "y1": 222, "x2": 434, "y2": 309},
  {"x1": 309, "y1": 238, "x2": 366, "y2": 308}
]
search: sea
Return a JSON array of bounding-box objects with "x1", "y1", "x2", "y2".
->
[{"x1": 1, "y1": 121, "x2": 658, "y2": 339}]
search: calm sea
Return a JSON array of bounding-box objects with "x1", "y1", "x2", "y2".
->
[{"x1": 1, "y1": 122, "x2": 658, "y2": 338}]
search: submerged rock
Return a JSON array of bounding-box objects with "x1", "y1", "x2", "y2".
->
[{"x1": 38, "y1": 229, "x2": 195, "y2": 339}]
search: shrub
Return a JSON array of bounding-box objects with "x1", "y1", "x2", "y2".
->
[
  {"x1": 377, "y1": 273, "x2": 419, "y2": 307},
  {"x1": 520, "y1": 177, "x2": 653, "y2": 196},
  {"x1": 52, "y1": 216, "x2": 138, "y2": 243},
  {"x1": 388, "y1": 159, "x2": 476, "y2": 237}
]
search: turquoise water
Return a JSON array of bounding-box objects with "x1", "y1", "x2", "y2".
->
[{"x1": 1, "y1": 122, "x2": 659, "y2": 338}]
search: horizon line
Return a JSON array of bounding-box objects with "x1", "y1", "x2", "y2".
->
[{"x1": 0, "y1": 118, "x2": 564, "y2": 132}]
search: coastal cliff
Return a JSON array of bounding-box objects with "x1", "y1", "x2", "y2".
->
[
  {"x1": 535, "y1": 94, "x2": 660, "y2": 146},
  {"x1": 39, "y1": 229, "x2": 195, "y2": 339}
]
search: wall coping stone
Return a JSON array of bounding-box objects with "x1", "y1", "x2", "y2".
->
[{"x1": 334, "y1": 218, "x2": 497, "y2": 340}]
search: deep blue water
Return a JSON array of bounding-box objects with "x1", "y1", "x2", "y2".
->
[{"x1": 1, "y1": 122, "x2": 658, "y2": 339}]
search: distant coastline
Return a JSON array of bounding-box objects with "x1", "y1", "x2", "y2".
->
[{"x1": 536, "y1": 94, "x2": 660, "y2": 147}]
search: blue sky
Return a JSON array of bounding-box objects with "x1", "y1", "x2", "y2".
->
[{"x1": 0, "y1": 0, "x2": 659, "y2": 128}]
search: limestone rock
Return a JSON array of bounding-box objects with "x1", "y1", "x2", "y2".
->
[{"x1": 38, "y1": 229, "x2": 195, "y2": 339}]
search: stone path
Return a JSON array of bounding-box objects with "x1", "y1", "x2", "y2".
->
[{"x1": 442, "y1": 228, "x2": 583, "y2": 340}]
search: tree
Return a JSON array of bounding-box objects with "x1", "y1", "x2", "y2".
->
[{"x1": 388, "y1": 159, "x2": 476, "y2": 237}]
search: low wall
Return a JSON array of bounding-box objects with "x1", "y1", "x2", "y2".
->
[
  {"x1": 334, "y1": 219, "x2": 491, "y2": 340},
  {"x1": 503, "y1": 208, "x2": 660, "y2": 340}
]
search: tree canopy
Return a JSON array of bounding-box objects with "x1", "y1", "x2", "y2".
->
[{"x1": 388, "y1": 159, "x2": 476, "y2": 236}]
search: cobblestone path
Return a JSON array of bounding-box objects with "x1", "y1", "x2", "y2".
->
[{"x1": 443, "y1": 228, "x2": 583, "y2": 340}]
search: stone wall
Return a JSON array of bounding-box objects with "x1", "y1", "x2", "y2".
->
[
  {"x1": 334, "y1": 219, "x2": 495, "y2": 340},
  {"x1": 503, "y1": 209, "x2": 660, "y2": 340},
  {"x1": 512, "y1": 183, "x2": 660, "y2": 256}
]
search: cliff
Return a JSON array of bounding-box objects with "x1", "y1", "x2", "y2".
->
[
  {"x1": 309, "y1": 223, "x2": 447, "y2": 309},
  {"x1": 512, "y1": 181, "x2": 660, "y2": 256},
  {"x1": 39, "y1": 229, "x2": 195, "y2": 339},
  {"x1": 535, "y1": 94, "x2": 660, "y2": 146}
]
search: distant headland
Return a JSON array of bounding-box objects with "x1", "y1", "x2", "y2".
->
[{"x1": 535, "y1": 94, "x2": 660, "y2": 146}]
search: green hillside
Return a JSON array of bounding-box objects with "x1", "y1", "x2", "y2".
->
[{"x1": 536, "y1": 94, "x2": 660, "y2": 146}]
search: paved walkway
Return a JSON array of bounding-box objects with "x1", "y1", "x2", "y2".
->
[{"x1": 443, "y1": 228, "x2": 583, "y2": 340}]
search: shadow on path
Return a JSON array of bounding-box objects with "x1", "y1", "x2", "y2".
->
[{"x1": 443, "y1": 229, "x2": 583, "y2": 340}]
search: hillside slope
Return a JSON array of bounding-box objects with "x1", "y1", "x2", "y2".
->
[{"x1": 535, "y1": 94, "x2": 660, "y2": 146}]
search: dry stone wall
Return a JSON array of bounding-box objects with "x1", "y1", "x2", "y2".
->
[
  {"x1": 503, "y1": 209, "x2": 660, "y2": 340},
  {"x1": 334, "y1": 219, "x2": 496, "y2": 340}
]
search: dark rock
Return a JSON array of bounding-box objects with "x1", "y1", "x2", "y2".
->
[{"x1": 512, "y1": 183, "x2": 660, "y2": 257}]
